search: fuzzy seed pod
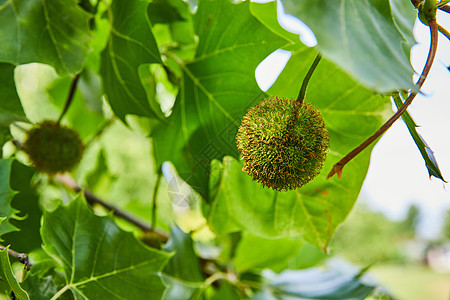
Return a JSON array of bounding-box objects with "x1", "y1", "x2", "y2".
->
[
  {"x1": 23, "y1": 121, "x2": 84, "y2": 174},
  {"x1": 236, "y1": 96, "x2": 329, "y2": 191}
]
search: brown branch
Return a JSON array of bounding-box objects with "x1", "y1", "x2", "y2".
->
[
  {"x1": 0, "y1": 245, "x2": 31, "y2": 271},
  {"x1": 327, "y1": 19, "x2": 439, "y2": 179},
  {"x1": 55, "y1": 174, "x2": 168, "y2": 239}
]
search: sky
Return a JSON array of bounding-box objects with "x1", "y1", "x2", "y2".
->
[{"x1": 254, "y1": 1, "x2": 450, "y2": 239}]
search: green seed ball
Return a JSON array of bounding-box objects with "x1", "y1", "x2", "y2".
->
[
  {"x1": 23, "y1": 121, "x2": 84, "y2": 174},
  {"x1": 236, "y1": 96, "x2": 329, "y2": 191}
]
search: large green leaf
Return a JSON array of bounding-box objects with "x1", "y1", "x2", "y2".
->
[
  {"x1": 390, "y1": 0, "x2": 418, "y2": 45},
  {"x1": 41, "y1": 197, "x2": 172, "y2": 299},
  {"x1": 0, "y1": 159, "x2": 19, "y2": 239},
  {"x1": 249, "y1": 0, "x2": 302, "y2": 47},
  {"x1": 148, "y1": 0, "x2": 196, "y2": 46},
  {"x1": 152, "y1": 0, "x2": 288, "y2": 196},
  {"x1": 0, "y1": 247, "x2": 29, "y2": 300},
  {"x1": 0, "y1": 63, "x2": 27, "y2": 126},
  {"x1": 207, "y1": 46, "x2": 391, "y2": 249},
  {"x1": 281, "y1": 0, "x2": 416, "y2": 93},
  {"x1": 0, "y1": 0, "x2": 91, "y2": 75},
  {"x1": 162, "y1": 226, "x2": 204, "y2": 282},
  {"x1": 21, "y1": 250, "x2": 70, "y2": 300},
  {"x1": 232, "y1": 233, "x2": 302, "y2": 272},
  {"x1": 3, "y1": 161, "x2": 42, "y2": 253},
  {"x1": 161, "y1": 274, "x2": 203, "y2": 300},
  {"x1": 100, "y1": 0, "x2": 165, "y2": 121}
]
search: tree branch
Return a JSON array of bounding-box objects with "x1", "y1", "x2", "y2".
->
[
  {"x1": 0, "y1": 245, "x2": 31, "y2": 271},
  {"x1": 327, "y1": 19, "x2": 439, "y2": 179},
  {"x1": 55, "y1": 173, "x2": 168, "y2": 239}
]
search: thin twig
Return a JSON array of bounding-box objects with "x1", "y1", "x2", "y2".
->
[
  {"x1": 57, "y1": 73, "x2": 81, "y2": 124},
  {"x1": 0, "y1": 245, "x2": 31, "y2": 270},
  {"x1": 327, "y1": 19, "x2": 439, "y2": 179},
  {"x1": 55, "y1": 173, "x2": 168, "y2": 239},
  {"x1": 297, "y1": 53, "x2": 322, "y2": 104}
]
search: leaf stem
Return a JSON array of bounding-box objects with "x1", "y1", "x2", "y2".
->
[
  {"x1": 55, "y1": 174, "x2": 168, "y2": 239},
  {"x1": 50, "y1": 284, "x2": 71, "y2": 300},
  {"x1": 0, "y1": 245, "x2": 31, "y2": 270},
  {"x1": 438, "y1": 4, "x2": 450, "y2": 12},
  {"x1": 57, "y1": 73, "x2": 81, "y2": 124},
  {"x1": 438, "y1": 23, "x2": 450, "y2": 41},
  {"x1": 327, "y1": 18, "x2": 439, "y2": 179},
  {"x1": 296, "y1": 53, "x2": 322, "y2": 104},
  {"x1": 151, "y1": 170, "x2": 162, "y2": 230}
]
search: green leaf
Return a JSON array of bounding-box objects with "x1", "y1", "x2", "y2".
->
[
  {"x1": 208, "y1": 46, "x2": 391, "y2": 249},
  {"x1": 252, "y1": 261, "x2": 376, "y2": 299},
  {"x1": 0, "y1": 127, "x2": 11, "y2": 158},
  {"x1": 249, "y1": 0, "x2": 302, "y2": 46},
  {"x1": 152, "y1": 0, "x2": 288, "y2": 196},
  {"x1": 281, "y1": 0, "x2": 416, "y2": 93},
  {"x1": 21, "y1": 250, "x2": 70, "y2": 300},
  {"x1": 0, "y1": 247, "x2": 29, "y2": 300},
  {"x1": 148, "y1": 0, "x2": 196, "y2": 45},
  {"x1": 0, "y1": 63, "x2": 27, "y2": 126},
  {"x1": 393, "y1": 94, "x2": 445, "y2": 182},
  {"x1": 3, "y1": 161, "x2": 42, "y2": 253},
  {"x1": 100, "y1": 0, "x2": 165, "y2": 121},
  {"x1": 163, "y1": 226, "x2": 204, "y2": 282},
  {"x1": 0, "y1": 159, "x2": 19, "y2": 239},
  {"x1": 161, "y1": 274, "x2": 202, "y2": 300},
  {"x1": 232, "y1": 233, "x2": 302, "y2": 272},
  {"x1": 41, "y1": 197, "x2": 172, "y2": 299},
  {"x1": 208, "y1": 281, "x2": 241, "y2": 300},
  {"x1": 0, "y1": 0, "x2": 91, "y2": 75},
  {"x1": 390, "y1": 0, "x2": 418, "y2": 45}
]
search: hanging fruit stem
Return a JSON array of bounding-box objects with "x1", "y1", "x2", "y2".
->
[
  {"x1": 296, "y1": 53, "x2": 322, "y2": 104},
  {"x1": 57, "y1": 73, "x2": 81, "y2": 124},
  {"x1": 151, "y1": 169, "x2": 162, "y2": 231}
]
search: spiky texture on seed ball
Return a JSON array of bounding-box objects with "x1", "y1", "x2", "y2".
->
[
  {"x1": 236, "y1": 96, "x2": 329, "y2": 191},
  {"x1": 23, "y1": 121, "x2": 84, "y2": 174}
]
